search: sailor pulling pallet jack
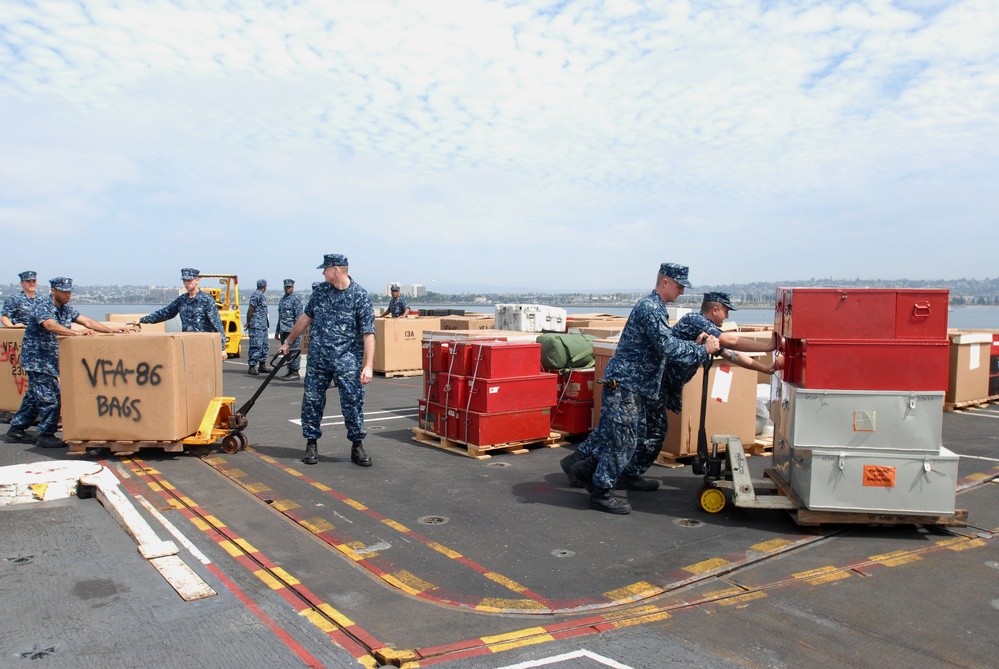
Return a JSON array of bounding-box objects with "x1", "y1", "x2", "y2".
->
[{"x1": 561, "y1": 267, "x2": 777, "y2": 514}]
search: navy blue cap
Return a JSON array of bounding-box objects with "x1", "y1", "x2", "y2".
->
[
  {"x1": 391, "y1": 284, "x2": 400, "y2": 291},
  {"x1": 283, "y1": 279, "x2": 295, "y2": 287},
  {"x1": 317, "y1": 254, "x2": 348, "y2": 269},
  {"x1": 659, "y1": 262, "x2": 691, "y2": 288},
  {"x1": 256, "y1": 279, "x2": 267, "y2": 289},
  {"x1": 181, "y1": 268, "x2": 200, "y2": 280},
  {"x1": 50, "y1": 277, "x2": 73, "y2": 292},
  {"x1": 18, "y1": 271, "x2": 37, "y2": 281},
  {"x1": 703, "y1": 291, "x2": 736, "y2": 310}
]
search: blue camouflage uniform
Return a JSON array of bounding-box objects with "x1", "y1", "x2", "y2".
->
[
  {"x1": 300, "y1": 271, "x2": 375, "y2": 443},
  {"x1": 1, "y1": 270, "x2": 38, "y2": 326},
  {"x1": 247, "y1": 281, "x2": 270, "y2": 366},
  {"x1": 276, "y1": 280, "x2": 304, "y2": 372},
  {"x1": 10, "y1": 280, "x2": 81, "y2": 437},
  {"x1": 385, "y1": 293, "x2": 409, "y2": 317},
  {"x1": 577, "y1": 289, "x2": 710, "y2": 490},
  {"x1": 139, "y1": 269, "x2": 227, "y2": 352}
]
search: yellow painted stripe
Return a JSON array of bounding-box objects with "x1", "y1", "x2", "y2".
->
[
  {"x1": 301, "y1": 608, "x2": 337, "y2": 633},
  {"x1": 794, "y1": 565, "x2": 851, "y2": 585},
  {"x1": 190, "y1": 517, "x2": 212, "y2": 532},
  {"x1": 201, "y1": 458, "x2": 224, "y2": 466},
  {"x1": 301, "y1": 518, "x2": 335, "y2": 533},
  {"x1": 178, "y1": 495, "x2": 197, "y2": 507},
  {"x1": 488, "y1": 634, "x2": 556, "y2": 653},
  {"x1": 717, "y1": 591, "x2": 768, "y2": 606},
  {"x1": 270, "y1": 499, "x2": 301, "y2": 512},
  {"x1": 316, "y1": 602, "x2": 356, "y2": 628},
  {"x1": 166, "y1": 499, "x2": 183, "y2": 510},
  {"x1": 219, "y1": 540, "x2": 242, "y2": 557},
  {"x1": 384, "y1": 570, "x2": 435, "y2": 594},
  {"x1": 484, "y1": 572, "x2": 527, "y2": 593},
  {"x1": 943, "y1": 538, "x2": 987, "y2": 551},
  {"x1": 482, "y1": 627, "x2": 549, "y2": 644},
  {"x1": 285, "y1": 468, "x2": 304, "y2": 478},
  {"x1": 611, "y1": 610, "x2": 673, "y2": 628},
  {"x1": 343, "y1": 498, "x2": 368, "y2": 511},
  {"x1": 964, "y1": 472, "x2": 990, "y2": 481},
  {"x1": 233, "y1": 537, "x2": 258, "y2": 553},
  {"x1": 142, "y1": 467, "x2": 162, "y2": 474},
  {"x1": 476, "y1": 598, "x2": 548, "y2": 612},
  {"x1": 603, "y1": 605, "x2": 660, "y2": 621},
  {"x1": 224, "y1": 468, "x2": 247, "y2": 478},
  {"x1": 259, "y1": 455, "x2": 277, "y2": 464},
  {"x1": 269, "y1": 567, "x2": 300, "y2": 586},
  {"x1": 243, "y1": 482, "x2": 273, "y2": 494},
  {"x1": 201, "y1": 514, "x2": 226, "y2": 528},
  {"x1": 159, "y1": 480, "x2": 176, "y2": 491},
  {"x1": 604, "y1": 581, "x2": 659, "y2": 601},
  {"x1": 357, "y1": 656, "x2": 381, "y2": 669},
  {"x1": 869, "y1": 550, "x2": 921, "y2": 567},
  {"x1": 147, "y1": 481, "x2": 164, "y2": 492},
  {"x1": 255, "y1": 569, "x2": 286, "y2": 590},
  {"x1": 683, "y1": 557, "x2": 731, "y2": 575},
  {"x1": 751, "y1": 538, "x2": 795, "y2": 553},
  {"x1": 381, "y1": 519, "x2": 410, "y2": 533},
  {"x1": 311, "y1": 482, "x2": 332, "y2": 491},
  {"x1": 429, "y1": 543, "x2": 462, "y2": 559}
]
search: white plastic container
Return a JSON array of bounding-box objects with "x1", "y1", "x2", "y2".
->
[{"x1": 494, "y1": 304, "x2": 567, "y2": 333}]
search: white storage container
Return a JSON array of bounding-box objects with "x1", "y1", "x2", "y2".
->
[
  {"x1": 789, "y1": 446, "x2": 959, "y2": 515},
  {"x1": 494, "y1": 304, "x2": 567, "y2": 333},
  {"x1": 772, "y1": 382, "x2": 944, "y2": 453}
]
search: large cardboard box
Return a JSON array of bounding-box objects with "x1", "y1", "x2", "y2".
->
[
  {"x1": 106, "y1": 313, "x2": 167, "y2": 333},
  {"x1": 0, "y1": 328, "x2": 28, "y2": 413},
  {"x1": 441, "y1": 315, "x2": 495, "y2": 331},
  {"x1": 60, "y1": 332, "x2": 222, "y2": 442},
  {"x1": 946, "y1": 331, "x2": 992, "y2": 405},
  {"x1": 375, "y1": 317, "x2": 442, "y2": 372},
  {"x1": 591, "y1": 340, "x2": 617, "y2": 427}
]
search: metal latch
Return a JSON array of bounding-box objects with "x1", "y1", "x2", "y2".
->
[{"x1": 837, "y1": 453, "x2": 846, "y2": 471}]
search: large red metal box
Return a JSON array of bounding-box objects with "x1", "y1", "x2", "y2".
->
[
  {"x1": 556, "y1": 369, "x2": 595, "y2": 402},
  {"x1": 551, "y1": 399, "x2": 594, "y2": 434},
  {"x1": 465, "y1": 374, "x2": 557, "y2": 412},
  {"x1": 417, "y1": 400, "x2": 444, "y2": 435},
  {"x1": 452, "y1": 341, "x2": 542, "y2": 378},
  {"x1": 780, "y1": 338, "x2": 949, "y2": 391},
  {"x1": 444, "y1": 406, "x2": 552, "y2": 446},
  {"x1": 781, "y1": 288, "x2": 949, "y2": 340}
]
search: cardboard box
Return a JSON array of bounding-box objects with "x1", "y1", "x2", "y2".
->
[
  {"x1": 591, "y1": 340, "x2": 617, "y2": 428},
  {"x1": 576, "y1": 327, "x2": 624, "y2": 340},
  {"x1": 946, "y1": 331, "x2": 992, "y2": 405},
  {"x1": 375, "y1": 317, "x2": 442, "y2": 372},
  {"x1": 106, "y1": 313, "x2": 167, "y2": 333},
  {"x1": 59, "y1": 333, "x2": 222, "y2": 441},
  {"x1": 0, "y1": 328, "x2": 28, "y2": 413},
  {"x1": 441, "y1": 315, "x2": 495, "y2": 331}
]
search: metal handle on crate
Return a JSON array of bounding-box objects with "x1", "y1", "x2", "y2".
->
[{"x1": 912, "y1": 302, "x2": 932, "y2": 317}]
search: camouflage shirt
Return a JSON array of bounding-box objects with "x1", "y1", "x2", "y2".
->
[
  {"x1": 658, "y1": 311, "x2": 723, "y2": 412},
  {"x1": 247, "y1": 290, "x2": 269, "y2": 329},
  {"x1": 385, "y1": 295, "x2": 409, "y2": 317},
  {"x1": 1, "y1": 292, "x2": 37, "y2": 326},
  {"x1": 604, "y1": 290, "x2": 709, "y2": 400},
  {"x1": 304, "y1": 278, "x2": 375, "y2": 370},
  {"x1": 139, "y1": 291, "x2": 227, "y2": 351},
  {"x1": 21, "y1": 296, "x2": 79, "y2": 376},
  {"x1": 277, "y1": 293, "x2": 304, "y2": 333}
]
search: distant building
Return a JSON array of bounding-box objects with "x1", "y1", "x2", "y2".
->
[{"x1": 383, "y1": 283, "x2": 426, "y2": 297}]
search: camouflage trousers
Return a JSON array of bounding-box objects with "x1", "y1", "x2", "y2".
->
[
  {"x1": 247, "y1": 328, "x2": 269, "y2": 365},
  {"x1": 11, "y1": 371, "x2": 61, "y2": 436},
  {"x1": 277, "y1": 332, "x2": 302, "y2": 372},
  {"x1": 300, "y1": 363, "x2": 366, "y2": 443},
  {"x1": 574, "y1": 385, "x2": 647, "y2": 490},
  {"x1": 622, "y1": 395, "x2": 668, "y2": 478}
]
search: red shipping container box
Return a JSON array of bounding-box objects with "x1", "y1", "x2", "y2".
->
[
  {"x1": 417, "y1": 400, "x2": 444, "y2": 435},
  {"x1": 464, "y1": 374, "x2": 557, "y2": 413},
  {"x1": 444, "y1": 406, "x2": 552, "y2": 446},
  {"x1": 780, "y1": 287, "x2": 949, "y2": 340},
  {"x1": 452, "y1": 341, "x2": 542, "y2": 378},
  {"x1": 556, "y1": 369, "x2": 595, "y2": 402},
  {"x1": 780, "y1": 338, "x2": 949, "y2": 391},
  {"x1": 551, "y1": 399, "x2": 594, "y2": 434}
]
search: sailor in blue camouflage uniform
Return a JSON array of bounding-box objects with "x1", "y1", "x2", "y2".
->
[
  {"x1": 5, "y1": 277, "x2": 128, "y2": 448},
  {"x1": 617, "y1": 291, "x2": 777, "y2": 484},
  {"x1": 279, "y1": 254, "x2": 375, "y2": 468},
  {"x1": 559, "y1": 263, "x2": 720, "y2": 514},
  {"x1": 1, "y1": 271, "x2": 39, "y2": 327},
  {"x1": 245, "y1": 279, "x2": 271, "y2": 375},
  {"x1": 379, "y1": 284, "x2": 411, "y2": 318},
  {"x1": 139, "y1": 268, "x2": 228, "y2": 360},
  {"x1": 274, "y1": 279, "x2": 304, "y2": 380}
]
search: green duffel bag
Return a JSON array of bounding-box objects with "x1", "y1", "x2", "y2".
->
[{"x1": 537, "y1": 333, "x2": 596, "y2": 371}]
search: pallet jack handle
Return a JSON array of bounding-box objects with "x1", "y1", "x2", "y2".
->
[
  {"x1": 691, "y1": 355, "x2": 714, "y2": 476},
  {"x1": 236, "y1": 351, "x2": 301, "y2": 417}
]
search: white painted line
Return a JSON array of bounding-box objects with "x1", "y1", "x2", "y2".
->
[
  {"x1": 135, "y1": 494, "x2": 213, "y2": 565},
  {"x1": 288, "y1": 408, "x2": 419, "y2": 426},
  {"x1": 496, "y1": 649, "x2": 634, "y2": 669}
]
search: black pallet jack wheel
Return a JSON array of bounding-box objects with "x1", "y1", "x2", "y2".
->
[
  {"x1": 221, "y1": 435, "x2": 240, "y2": 454},
  {"x1": 235, "y1": 432, "x2": 248, "y2": 451},
  {"x1": 698, "y1": 484, "x2": 727, "y2": 514}
]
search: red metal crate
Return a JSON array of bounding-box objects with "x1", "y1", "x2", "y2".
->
[
  {"x1": 417, "y1": 400, "x2": 444, "y2": 435},
  {"x1": 444, "y1": 406, "x2": 552, "y2": 446},
  {"x1": 551, "y1": 399, "x2": 594, "y2": 434},
  {"x1": 452, "y1": 341, "x2": 542, "y2": 378},
  {"x1": 781, "y1": 288, "x2": 949, "y2": 340},
  {"x1": 556, "y1": 369, "x2": 595, "y2": 402},
  {"x1": 463, "y1": 374, "x2": 558, "y2": 413},
  {"x1": 780, "y1": 338, "x2": 949, "y2": 391}
]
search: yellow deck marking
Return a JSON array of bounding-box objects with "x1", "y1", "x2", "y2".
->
[
  {"x1": 611, "y1": 610, "x2": 673, "y2": 627},
  {"x1": 937, "y1": 537, "x2": 987, "y2": 551},
  {"x1": 383, "y1": 570, "x2": 435, "y2": 595},
  {"x1": 603, "y1": 605, "x2": 660, "y2": 620},
  {"x1": 270, "y1": 499, "x2": 301, "y2": 512},
  {"x1": 381, "y1": 519, "x2": 410, "y2": 533},
  {"x1": 964, "y1": 472, "x2": 990, "y2": 481},
  {"x1": 301, "y1": 518, "x2": 335, "y2": 533},
  {"x1": 255, "y1": 569, "x2": 286, "y2": 590},
  {"x1": 259, "y1": 455, "x2": 277, "y2": 464},
  {"x1": 484, "y1": 572, "x2": 527, "y2": 592},
  {"x1": 269, "y1": 566, "x2": 300, "y2": 586},
  {"x1": 717, "y1": 591, "x2": 768, "y2": 606},
  {"x1": 200, "y1": 514, "x2": 226, "y2": 528},
  {"x1": 751, "y1": 538, "x2": 796, "y2": 553},
  {"x1": 190, "y1": 517, "x2": 213, "y2": 532},
  {"x1": 683, "y1": 557, "x2": 731, "y2": 575},
  {"x1": 476, "y1": 598, "x2": 547, "y2": 612},
  {"x1": 233, "y1": 537, "x2": 258, "y2": 553},
  {"x1": 300, "y1": 608, "x2": 337, "y2": 633},
  {"x1": 224, "y1": 469, "x2": 247, "y2": 478},
  {"x1": 343, "y1": 498, "x2": 368, "y2": 511},
  {"x1": 428, "y1": 543, "x2": 462, "y2": 559},
  {"x1": 316, "y1": 602, "x2": 356, "y2": 628},
  {"x1": 337, "y1": 542, "x2": 375, "y2": 561},
  {"x1": 310, "y1": 481, "x2": 332, "y2": 491},
  {"x1": 147, "y1": 481, "x2": 164, "y2": 492},
  {"x1": 604, "y1": 581, "x2": 659, "y2": 601},
  {"x1": 243, "y1": 482, "x2": 273, "y2": 494},
  {"x1": 201, "y1": 458, "x2": 224, "y2": 466},
  {"x1": 869, "y1": 550, "x2": 922, "y2": 567},
  {"x1": 219, "y1": 540, "x2": 242, "y2": 557},
  {"x1": 794, "y1": 565, "x2": 851, "y2": 585},
  {"x1": 483, "y1": 627, "x2": 549, "y2": 644},
  {"x1": 159, "y1": 480, "x2": 176, "y2": 491},
  {"x1": 284, "y1": 468, "x2": 304, "y2": 477}
]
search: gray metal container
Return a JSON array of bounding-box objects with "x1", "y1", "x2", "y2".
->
[
  {"x1": 789, "y1": 446, "x2": 958, "y2": 515},
  {"x1": 774, "y1": 383, "x2": 943, "y2": 453},
  {"x1": 771, "y1": 428, "x2": 791, "y2": 482}
]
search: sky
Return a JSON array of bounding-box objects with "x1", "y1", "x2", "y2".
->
[{"x1": 1, "y1": 0, "x2": 997, "y2": 294}]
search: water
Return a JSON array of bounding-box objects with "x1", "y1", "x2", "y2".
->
[{"x1": 72, "y1": 303, "x2": 999, "y2": 331}]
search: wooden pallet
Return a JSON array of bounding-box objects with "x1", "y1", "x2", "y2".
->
[
  {"x1": 945, "y1": 395, "x2": 999, "y2": 412},
  {"x1": 411, "y1": 428, "x2": 564, "y2": 459},
  {"x1": 67, "y1": 440, "x2": 187, "y2": 455},
  {"x1": 654, "y1": 434, "x2": 774, "y2": 469},
  {"x1": 375, "y1": 369, "x2": 423, "y2": 378}
]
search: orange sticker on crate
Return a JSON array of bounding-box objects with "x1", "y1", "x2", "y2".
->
[{"x1": 862, "y1": 465, "x2": 896, "y2": 487}]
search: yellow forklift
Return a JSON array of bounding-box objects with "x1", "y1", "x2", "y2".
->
[{"x1": 199, "y1": 274, "x2": 243, "y2": 358}]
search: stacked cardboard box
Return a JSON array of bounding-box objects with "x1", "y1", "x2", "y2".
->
[
  {"x1": 771, "y1": 287, "x2": 958, "y2": 516},
  {"x1": 0, "y1": 328, "x2": 28, "y2": 417},
  {"x1": 419, "y1": 337, "x2": 555, "y2": 447},
  {"x1": 374, "y1": 317, "x2": 442, "y2": 373}
]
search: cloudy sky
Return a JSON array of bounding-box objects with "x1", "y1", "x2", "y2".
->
[{"x1": 1, "y1": 0, "x2": 996, "y2": 293}]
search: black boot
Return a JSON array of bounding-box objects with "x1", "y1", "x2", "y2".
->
[
  {"x1": 4, "y1": 426, "x2": 36, "y2": 444},
  {"x1": 248, "y1": 365, "x2": 259, "y2": 376},
  {"x1": 559, "y1": 450, "x2": 584, "y2": 488},
  {"x1": 36, "y1": 433, "x2": 66, "y2": 449},
  {"x1": 283, "y1": 369, "x2": 301, "y2": 381},
  {"x1": 302, "y1": 440, "x2": 318, "y2": 465},
  {"x1": 258, "y1": 362, "x2": 271, "y2": 374},
  {"x1": 590, "y1": 488, "x2": 631, "y2": 514},
  {"x1": 350, "y1": 441, "x2": 371, "y2": 467},
  {"x1": 616, "y1": 474, "x2": 660, "y2": 491},
  {"x1": 569, "y1": 456, "x2": 598, "y2": 493}
]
